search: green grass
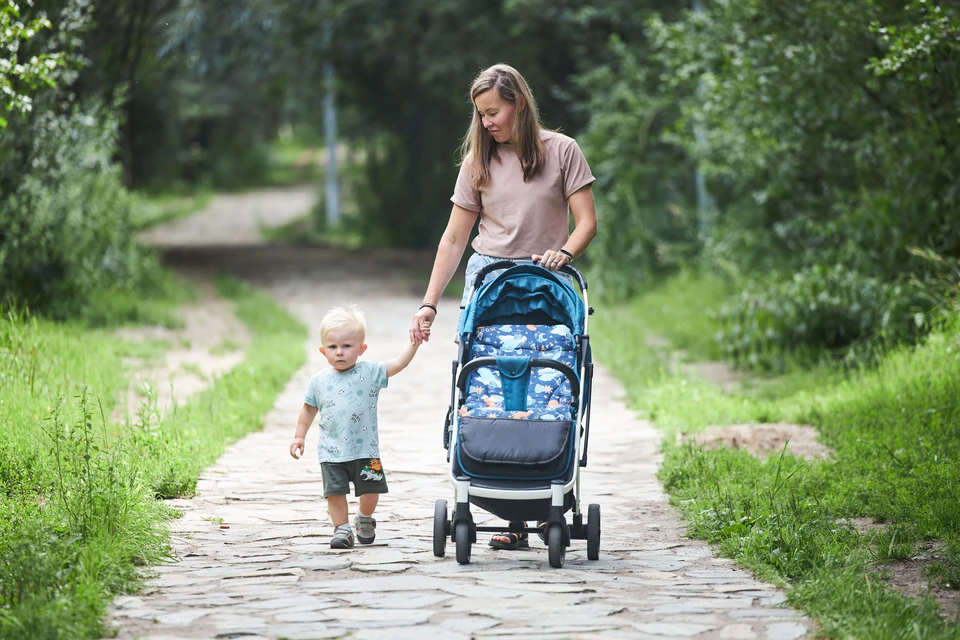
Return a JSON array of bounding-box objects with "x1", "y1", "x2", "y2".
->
[
  {"x1": 264, "y1": 137, "x2": 324, "y2": 187},
  {"x1": 130, "y1": 190, "x2": 213, "y2": 231},
  {"x1": 0, "y1": 277, "x2": 305, "y2": 639},
  {"x1": 592, "y1": 272, "x2": 960, "y2": 639}
]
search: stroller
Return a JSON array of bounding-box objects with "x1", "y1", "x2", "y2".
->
[{"x1": 432, "y1": 260, "x2": 599, "y2": 568}]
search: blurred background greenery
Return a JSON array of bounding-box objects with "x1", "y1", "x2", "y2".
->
[{"x1": 2, "y1": 0, "x2": 958, "y2": 363}]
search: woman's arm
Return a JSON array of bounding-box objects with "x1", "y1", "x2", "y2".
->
[
  {"x1": 410, "y1": 204, "x2": 478, "y2": 343},
  {"x1": 533, "y1": 185, "x2": 597, "y2": 270}
]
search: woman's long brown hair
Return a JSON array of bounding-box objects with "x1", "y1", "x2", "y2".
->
[{"x1": 459, "y1": 64, "x2": 545, "y2": 190}]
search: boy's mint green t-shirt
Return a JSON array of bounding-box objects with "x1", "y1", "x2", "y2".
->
[{"x1": 303, "y1": 360, "x2": 389, "y2": 463}]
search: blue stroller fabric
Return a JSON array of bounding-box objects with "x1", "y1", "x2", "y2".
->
[
  {"x1": 461, "y1": 324, "x2": 576, "y2": 421},
  {"x1": 458, "y1": 265, "x2": 585, "y2": 337}
]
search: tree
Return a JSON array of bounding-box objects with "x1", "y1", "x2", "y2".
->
[{"x1": 0, "y1": 0, "x2": 64, "y2": 128}]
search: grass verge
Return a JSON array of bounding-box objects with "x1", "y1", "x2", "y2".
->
[
  {"x1": 0, "y1": 277, "x2": 305, "y2": 639},
  {"x1": 131, "y1": 190, "x2": 213, "y2": 231},
  {"x1": 591, "y1": 271, "x2": 960, "y2": 639}
]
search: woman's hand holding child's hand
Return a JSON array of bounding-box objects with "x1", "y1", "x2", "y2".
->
[
  {"x1": 410, "y1": 308, "x2": 435, "y2": 344},
  {"x1": 290, "y1": 437, "x2": 305, "y2": 459}
]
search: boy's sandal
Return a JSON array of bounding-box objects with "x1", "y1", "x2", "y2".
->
[{"x1": 488, "y1": 531, "x2": 529, "y2": 550}]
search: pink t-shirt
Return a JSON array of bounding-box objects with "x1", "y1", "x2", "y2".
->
[{"x1": 451, "y1": 130, "x2": 595, "y2": 259}]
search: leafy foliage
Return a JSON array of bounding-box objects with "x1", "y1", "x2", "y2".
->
[
  {"x1": 714, "y1": 266, "x2": 924, "y2": 369},
  {"x1": 580, "y1": 0, "x2": 960, "y2": 360},
  {"x1": 0, "y1": 0, "x2": 64, "y2": 128}
]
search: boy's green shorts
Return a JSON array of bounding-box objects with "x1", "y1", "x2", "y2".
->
[{"x1": 321, "y1": 458, "x2": 389, "y2": 498}]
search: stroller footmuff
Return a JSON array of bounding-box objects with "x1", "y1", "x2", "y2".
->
[{"x1": 433, "y1": 262, "x2": 600, "y2": 567}]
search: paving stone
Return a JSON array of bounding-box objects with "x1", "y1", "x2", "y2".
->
[
  {"x1": 766, "y1": 621, "x2": 810, "y2": 640},
  {"x1": 242, "y1": 595, "x2": 337, "y2": 611},
  {"x1": 729, "y1": 608, "x2": 803, "y2": 621},
  {"x1": 285, "y1": 557, "x2": 352, "y2": 571},
  {"x1": 152, "y1": 610, "x2": 212, "y2": 626},
  {"x1": 337, "y1": 592, "x2": 454, "y2": 609},
  {"x1": 476, "y1": 624, "x2": 619, "y2": 636},
  {"x1": 324, "y1": 607, "x2": 434, "y2": 627},
  {"x1": 350, "y1": 627, "x2": 468, "y2": 640},
  {"x1": 349, "y1": 562, "x2": 412, "y2": 574},
  {"x1": 720, "y1": 623, "x2": 758, "y2": 639},
  {"x1": 438, "y1": 616, "x2": 501, "y2": 632},
  {"x1": 112, "y1": 596, "x2": 145, "y2": 610},
  {"x1": 632, "y1": 621, "x2": 716, "y2": 636},
  {"x1": 263, "y1": 625, "x2": 343, "y2": 639},
  {"x1": 273, "y1": 609, "x2": 335, "y2": 623}
]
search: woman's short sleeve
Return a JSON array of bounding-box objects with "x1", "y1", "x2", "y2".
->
[
  {"x1": 561, "y1": 139, "x2": 596, "y2": 199},
  {"x1": 451, "y1": 159, "x2": 482, "y2": 212}
]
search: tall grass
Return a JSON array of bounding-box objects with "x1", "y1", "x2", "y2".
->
[
  {"x1": 0, "y1": 278, "x2": 305, "y2": 639},
  {"x1": 592, "y1": 273, "x2": 960, "y2": 639}
]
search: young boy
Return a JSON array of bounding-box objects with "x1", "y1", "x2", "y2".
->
[{"x1": 290, "y1": 304, "x2": 427, "y2": 549}]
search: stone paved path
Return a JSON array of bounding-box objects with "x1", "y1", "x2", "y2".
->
[{"x1": 109, "y1": 189, "x2": 813, "y2": 639}]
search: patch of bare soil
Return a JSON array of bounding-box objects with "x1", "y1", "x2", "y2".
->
[
  {"x1": 844, "y1": 516, "x2": 890, "y2": 536},
  {"x1": 680, "y1": 360, "x2": 745, "y2": 392},
  {"x1": 680, "y1": 423, "x2": 835, "y2": 461},
  {"x1": 879, "y1": 541, "x2": 959, "y2": 621},
  {"x1": 113, "y1": 281, "x2": 251, "y2": 419}
]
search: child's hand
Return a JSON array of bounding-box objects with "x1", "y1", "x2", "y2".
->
[
  {"x1": 290, "y1": 437, "x2": 305, "y2": 459},
  {"x1": 420, "y1": 322, "x2": 431, "y2": 339}
]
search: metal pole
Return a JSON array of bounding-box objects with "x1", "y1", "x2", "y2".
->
[
  {"x1": 692, "y1": 0, "x2": 714, "y2": 238},
  {"x1": 322, "y1": 20, "x2": 340, "y2": 227}
]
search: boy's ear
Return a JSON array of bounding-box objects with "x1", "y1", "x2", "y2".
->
[
  {"x1": 319, "y1": 346, "x2": 326, "y2": 355},
  {"x1": 359, "y1": 343, "x2": 368, "y2": 355}
]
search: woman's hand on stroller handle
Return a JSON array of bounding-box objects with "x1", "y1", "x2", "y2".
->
[{"x1": 532, "y1": 250, "x2": 571, "y2": 272}]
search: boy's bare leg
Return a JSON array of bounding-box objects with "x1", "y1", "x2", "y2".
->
[
  {"x1": 327, "y1": 495, "x2": 349, "y2": 527},
  {"x1": 358, "y1": 493, "x2": 379, "y2": 517}
]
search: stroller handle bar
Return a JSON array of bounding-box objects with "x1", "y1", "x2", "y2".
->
[
  {"x1": 471, "y1": 260, "x2": 588, "y2": 293},
  {"x1": 455, "y1": 356, "x2": 580, "y2": 406}
]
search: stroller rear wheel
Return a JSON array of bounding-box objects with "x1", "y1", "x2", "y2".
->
[
  {"x1": 433, "y1": 499, "x2": 448, "y2": 558},
  {"x1": 547, "y1": 523, "x2": 566, "y2": 568},
  {"x1": 455, "y1": 521, "x2": 472, "y2": 564}
]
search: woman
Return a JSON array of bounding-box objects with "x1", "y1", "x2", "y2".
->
[{"x1": 409, "y1": 63, "x2": 597, "y2": 550}]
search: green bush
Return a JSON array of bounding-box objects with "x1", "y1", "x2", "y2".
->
[
  {"x1": 714, "y1": 265, "x2": 925, "y2": 369},
  {"x1": 0, "y1": 103, "x2": 148, "y2": 319}
]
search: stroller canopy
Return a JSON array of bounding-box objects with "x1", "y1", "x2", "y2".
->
[{"x1": 459, "y1": 265, "x2": 585, "y2": 337}]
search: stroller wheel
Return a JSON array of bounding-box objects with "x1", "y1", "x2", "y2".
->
[
  {"x1": 455, "y1": 521, "x2": 472, "y2": 564},
  {"x1": 587, "y1": 503, "x2": 601, "y2": 561},
  {"x1": 433, "y1": 499, "x2": 448, "y2": 558},
  {"x1": 547, "y1": 523, "x2": 566, "y2": 568}
]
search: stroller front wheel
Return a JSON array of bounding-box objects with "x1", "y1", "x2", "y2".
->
[
  {"x1": 455, "y1": 521, "x2": 472, "y2": 564},
  {"x1": 547, "y1": 523, "x2": 566, "y2": 568}
]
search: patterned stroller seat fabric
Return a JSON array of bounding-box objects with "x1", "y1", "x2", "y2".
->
[{"x1": 461, "y1": 324, "x2": 577, "y2": 421}]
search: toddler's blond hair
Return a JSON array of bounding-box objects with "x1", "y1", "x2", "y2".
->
[{"x1": 319, "y1": 304, "x2": 367, "y2": 343}]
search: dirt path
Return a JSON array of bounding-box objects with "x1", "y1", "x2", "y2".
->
[
  {"x1": 114, "y1": 280, "x2": 252, "y2": 420},
  {"x1": 109, "y1": 187, "x2": 812, "y2": 639}
]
